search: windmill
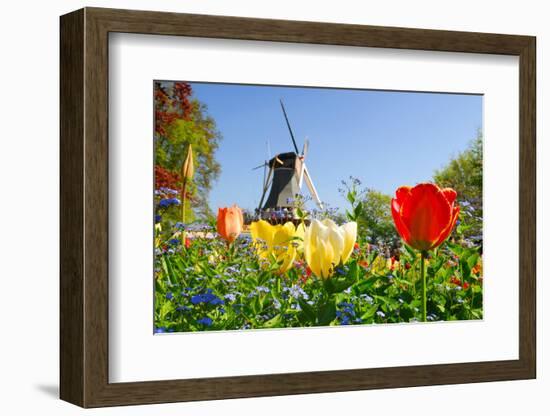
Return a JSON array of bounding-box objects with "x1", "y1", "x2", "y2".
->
[{"x1": 253, "y1": 100, "x2": 323, "y2": 222}]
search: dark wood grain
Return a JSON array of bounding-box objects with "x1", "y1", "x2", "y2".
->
[
  {"x1": 518, "y1": 38, "x2": 537, "y2": 376},
  {"x1": 59, "y1": 8, "x2": 84, "y2": 406},
  {"x1": 60, "y1": 7, "x2": 537, "y2": 408}
]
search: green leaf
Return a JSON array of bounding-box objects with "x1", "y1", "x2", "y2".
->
[
  {"x1": 460, "y1": 258, "x2": 471, "y2": 279},
  {"x1": 347, "y1": 190, "x2": 356, "y2": 205},
  {"x1": 446, "y1": 242, "x2": 464, "y2": 256},
  {"x1": 403, "y1": 244, "x2": 417, "y2": 259},
  {"x1": 466, "y1": 253, "x2": 480, "y2": 269},
  {"x1": 360, "y1": 304, "x2": 379, "y2": 320},
  {"x1": 323, "y1": 277, "x2": 355, "y2": 294},
  {"x1": 298, "y1": 299, "x2": 316, "y2": 323},
  {"x1": 347, "y1": 260, "x2": 359, "y2": 281},
  {"x1": 255, "y1": 296, "x2": 263, "y2": 314},
  {"x1": 317, "y1": 300, "x2": 337, "y2": 325},
  {"x1": 264, "y1": 314, "x2": 283, "y2": 328},
  {"x1": 428, "y1": 257, "x2": 445, "y2": 276},
  {"x1": 159, "y1": 300, "x2": 174, "y2": 320},
  {"x1": 354, "y1": 201, "x2": 364, "y2": 218},
  {"x1": 351, "y1": 275, "x2": 384, "y2": 295},
  {"x1": 161, "y1": 255, "x2": 176, "y2": 285}
]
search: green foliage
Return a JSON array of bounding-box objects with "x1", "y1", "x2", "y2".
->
[
  {"x1": 340, "y1": 177, "x2": 398, "y2": 246},
  {"x1": 433, "y1": 131, "x2": 483, "y2": 241},
  {"x1": 360, "y1": 189, "x2": 398, "y2": 246}
]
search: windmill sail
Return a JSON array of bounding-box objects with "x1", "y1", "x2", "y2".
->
[
  {"x1": 297, "y1": 139, "x2": 308, "y2": 188},
  {"x1": 258, "y1": 164, "x2": 274, "y2": 210},
  {"x1": 280, "y1": 100, "x2": 300, "y2": 154},
  {"x1": 303, "y1": 165, "x2": 323, "y2": 209}
]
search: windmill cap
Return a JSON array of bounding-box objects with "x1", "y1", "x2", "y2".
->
[{"x1": 268, "y1": 152, "x2": 298, "y2": 167}]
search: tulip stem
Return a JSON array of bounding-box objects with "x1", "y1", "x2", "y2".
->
[{"x1": 421, "y1": 251, "x2": 427, "y2": 322}]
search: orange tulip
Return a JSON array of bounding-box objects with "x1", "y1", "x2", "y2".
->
[
  {"x1": 391, "y1": 183, "x2": 460, "y2": 252},
  {"x1": 217, "y1": 205, "x2": 244, "y2": 243}
]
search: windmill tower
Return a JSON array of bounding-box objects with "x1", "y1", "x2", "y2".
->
[{"x1": 254, "y1": 101, "x2": 323, "y2": 221}]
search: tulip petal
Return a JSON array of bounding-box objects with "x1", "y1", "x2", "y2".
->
[
  {"x1": 305, "y1": 220, "x2": 325, "y2": 277},
  {"x1": 431, "y1": 205, "x2": 460, "y2": 249},
  {"x1": 294, "y1": 222, "x2": 306, "y2": 252},
  {"x1": 273, "y1": 222, "x2": 295, "y2": 247},
  {"x1": 304, "y1": 220, "x2": 317, "y2": 271},
  {"x1": 272, "y1": 223, "x2": 296, "y2": 265},
  {"x1": 311, "y1": 219, "x2": 328, "y2": 241},
  {"x1": 278, "y1": 246, "x2": 296, "y2": 273},
  {"x1": 250, "y1": 220, "x2": 275, "y2": 257},
  {"x1": 224, "y1": 209, "x2": 239, "y2": 242},
  {"x1": 395, "y1": 186, "x2": 412, "y2": 204},
  {"x1": 319, "y1": 239, "x2": 334, "y2": 278},
  {"x1": 340, "y1": 222, "x2": 357, "y2": 263},
  {"x1": 441, "y1": 187, "x2": 457, "y2": 204},
  {"x1": 400, "y1": 183, "x2": 454, "y2": 250},
  {"x1": 306, "y1": 239, "x2": 321, "y2": 278},
  {"x1": 391, "y1": 198, "x2": 412, "y2": 245},
  {"x1": 325, "y1": 222, "x2": 344, "y2": 264},
  {"x1": 217, "y1": 208, "x2": 227, "y2": 239}
]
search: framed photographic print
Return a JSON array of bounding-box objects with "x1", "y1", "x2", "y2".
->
[{"x1": 60, "y1": 7, "x2": 536, "y2": 408}]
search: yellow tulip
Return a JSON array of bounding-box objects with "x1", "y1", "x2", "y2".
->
[
  {"x1": 303, "y1": 219, "x2": 357, "y2": 278},
  {"x1": 250, "y1": 220, "x2": 305, "y2": 273},
  {"x1": 154, "y1": 223, "x2": 162, "y2": 248}
]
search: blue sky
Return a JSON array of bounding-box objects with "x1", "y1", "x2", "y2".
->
[{"x1": 188, "y1": 82, "x2": 482, "y2": 213}]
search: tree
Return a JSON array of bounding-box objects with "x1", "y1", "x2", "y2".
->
[
  {"x1": 360, "y1": 189, "x2": 398, "y2": 245},
  {"x1": 154, "y1": 81, "x2": 222, "y2": 222},
  {"x1": 339, "y1": 177, "x2": 397, "y2": 246},
  {"x1": 433, "y1": 130, "x2": 482, "y2": 241}
]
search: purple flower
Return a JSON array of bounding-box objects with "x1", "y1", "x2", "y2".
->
[
  {"x1": 224, "y1": 293, "x2": 238, "y2": 302},
  {"x1": 197, "y1": 317, "x2": 213, "y2": 326},
  {"x1": 209, "y1": 297, "x2": 224, "y2": 306},
  {"x1": 158, "y1": 198, "x2": 181, "y2": 208},
  {"x1": 339, "y1": 315, "x2": 351, "y2": 325},
  {"x1": 191, "y1": 290, "x2": 223, "y2": 306},
  {"x1": 284, "y1": 285, "x2": 309, "y2": 300}
]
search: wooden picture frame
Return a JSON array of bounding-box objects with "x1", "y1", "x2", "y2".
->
[{"x1": 60, "y1": 7, "x2": 536, "y2": 408}]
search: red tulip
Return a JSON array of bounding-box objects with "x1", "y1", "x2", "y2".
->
[
  {"x1": 217, "y1": 205, "x2": 244, "y2": 243},
  {"x1": 450, "y1": 276, "x2": 461, "y2": 286},
  {"x1": 359, "y1": 260, "x2": 369, "y2": 269},
  {"x1": 391, "y1": 183, "x2": 460, "y2": 251}
]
